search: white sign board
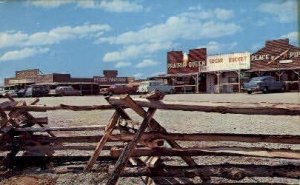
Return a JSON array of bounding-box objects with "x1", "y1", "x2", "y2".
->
[{"x1": 206, "y1": 52, "x2": 250, "y2": 72}]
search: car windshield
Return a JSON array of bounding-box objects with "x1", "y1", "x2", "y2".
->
[{"x1": 250, "y1": 77, "x2": 264, "y2": 82}]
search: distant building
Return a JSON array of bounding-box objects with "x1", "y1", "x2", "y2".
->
[
  {"x1": 93, "y1": 70, "x2": 134, "y2": 88},
  {"x1": 3, "y1": 69, "x2": 135, "y2": 95}
]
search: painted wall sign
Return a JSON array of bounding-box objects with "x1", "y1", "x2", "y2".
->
[
  {"x1": 206, "y1": 52, "x2": 251, "y2": 72},
  {"x1": 167, "y1": 48, "x2": 206, "y2": 74},
  {"x1": 93, "y1": 76, "x2": 128, "y2": 85}
]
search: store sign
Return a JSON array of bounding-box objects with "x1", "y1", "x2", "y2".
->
[
  {"x1": 251, "y1": 50, "x2": 300, "y2": 61},
  {"x1": 167, "y1": 48, "x2": 206, "y2": 74},
  {"x1": 206, "y1": 52, "x2": 250, "y2": 72},
  {"x1": 93, "y1": 76, "x2": 128, "y2": 85}
]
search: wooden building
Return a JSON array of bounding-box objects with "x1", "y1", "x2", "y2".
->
[{"x1": 248, "y1": 39, "x2": 300, "y2": 91}]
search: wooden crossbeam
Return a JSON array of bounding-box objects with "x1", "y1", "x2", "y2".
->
[
  {"x1": 118, "y1": 95, "x2": 198, "y2": 167},
  {"x1": 107, "y1": 108, "x2": 157, "y2": 185}
]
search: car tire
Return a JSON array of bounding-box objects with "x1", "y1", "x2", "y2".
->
[
  {"x1": 247, "y1": 91, "x2": 252, "y2": 94},
  {"x1": 262, "y1": 87, "x2": 268, "y2": 94}
]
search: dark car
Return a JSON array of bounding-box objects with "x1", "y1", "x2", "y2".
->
[
  {"x1": 17, "y1": 89, "x2": 27, "y2": 97},
  {"x1": 101, "y1": 84, "x2": 137, "y2": 95},
  {"x1": 25, "y1": 85, "x2": 50, "y2": 97},
  {"x1": 243, "y1": 76, "x2": 285, "y2": 94}
]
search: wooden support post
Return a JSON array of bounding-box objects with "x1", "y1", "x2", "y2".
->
[
  {"x1": 84, "y1": 111, "x2": 120, "y2": 172},
  {"x1": 119, "y1": 95, "x2": 198, "y2": 167},
  {"x1": 238, "y1": 70, "x2": 241, "y2": 93},
  {"x1": 216, "y1": 72, "x2": 221, "y2": 93},
  {"x1": 107, "y1": 108, "x2": 156, "y2": 185},
  {"x1": 298, "y1": 70, "x2": 300, "y2": 92},
  {"x1": 196, "y1": 73, "x2": 199, "y2": 93}
]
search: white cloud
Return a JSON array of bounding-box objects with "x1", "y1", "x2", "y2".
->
[
  {"x1": 136, "y1": 59, "x2": 158, "y2": 68},
  {"x1": 115, "y1": 61, "x2": 132, "y2": 68},
  {"x1": 27, "y1": 0, "x2": 143, "y2": 12},
  {"x1": 0, "y1": 47, "x2": 49, "y2": 62},
  {"x1": 198, "y1": 41, "x2": 237, "y2": 54},
  {"x1": 28, "y1": 0, "x2": 73, "y2": 8},
  {"x1": 214, "y1": 8, "x2": 234, "y2": 20},
  {"x1": 100, "y1": 6, "x2": 240, "y2": 62},
  {"x1": 151, "y1": 71, "x2": 165, "y2": 76},
  {"x1": 258, "y1": 1, "x2": 297, "y2": 23},
  {"x1": 103, "y1": 42, "x2": 172, "y2": 62},
  {"x1": 0, "y1": 24, "x2": 111, "y2": 49},
  {"x1": 280, "y1": 31, "x2": 299, "y2": 44},
  {"x1": 133, "y1": 73, "x2": 143, "y2": 79},
  {"x1": 255, "y1": 20, "x2": 266, "y2": 27},
  {"x1": 99, "y1": 14, "x2": 240, "y2": 45}
]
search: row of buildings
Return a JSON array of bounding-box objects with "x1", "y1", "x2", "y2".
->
[
  {"x1": 2, "y1": 38, "x2": 299, "y2": 94},
  {"x1": 151, "y1": 38, "x2": 300, "y2": 93},
  {"x1": 3, "y1": 70, "x2": 134, "y2": 95}
]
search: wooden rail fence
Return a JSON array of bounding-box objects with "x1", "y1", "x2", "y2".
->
[{"x1": 0, "y1": 92, "x2": 300, "y2": 184}]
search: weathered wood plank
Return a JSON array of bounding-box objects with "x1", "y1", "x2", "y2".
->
[
  {"x1": 84, "y1": 111, "x2": 120, "y2": 172},
  {"x1": 109, "y1": 96, "x2": 300, "y2": 115},
  {"x1": 111, "y1": 146, "x2": 300, "y2": 159},
  {"x1": 2, "y1": 133, "x2": 300, "y2": 144},
  {"x1": 1, "y1": 104, "x2": 114, "y2": 112},
  {"x1": 120, "y1": 164, "x2": 300, "y2": 180},
  {"x1": 14, "y1": 125, "x2": 106, "y2": 132}
]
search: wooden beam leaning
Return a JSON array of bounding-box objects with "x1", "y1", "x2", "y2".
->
[
  {"x1": 115, "y1": 95, "x2": 198, "y2": 167},
  {"x1": 108, "y1": 96, "x2": 300, "y2": 116},
  {"x1": 84, "y1": 111, "x2": 120, "y2": 172},
  {"x1": 106, "y1": 108, "x2": 157, "y2": 185}
]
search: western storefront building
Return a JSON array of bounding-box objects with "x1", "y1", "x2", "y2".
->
[
  {"x1": 248, "y1": 39, "x2": 300, "y2": 91},
  {"x1": 200, "y1": 52, "x2": 251, "y2": 93},
  {"x1": 151, "y1": 48, "x2": 207, "y2": 93}
]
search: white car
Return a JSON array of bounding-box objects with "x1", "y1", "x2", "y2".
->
[{"x1": 137, "y1": 81, "x2": 175, "y2": 94}]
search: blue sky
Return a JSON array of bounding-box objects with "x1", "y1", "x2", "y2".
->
[{"x1": 0, "y1": 0, "x2": 298, "y2": 84}]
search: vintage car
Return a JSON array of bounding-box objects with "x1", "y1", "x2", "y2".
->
[
  {"x1": 137, "y1": 80, "x2": 175, "y2": 94},
  {"x1": 49, "y1": 86, "x2": 81, "y2": 96},
  {"x1": 101, "y1": 84, "x2": 137, "y2": 95},
  {"x1": 25, "y1": 85, "x2": 50, "y2": 97},
  {"x1": 242, "y1": 76, "x2": 285, "y2": 94}
]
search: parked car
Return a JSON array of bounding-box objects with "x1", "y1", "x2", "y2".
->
[
  {"x1": 25, "y1": 85, "x2": 50, "y2": 97},
  {"x1": 5, "y1": 90, "x2": 18, "y2": 98},
  {"x1": 137, "y1": 81, "x2": 175, "y2": 94},
  {"x1": 0, "y1": 88, "x2": 5, "y2": 98},
  {"x1": 49, "y1": 86, "x2": 81, "y2": 96},
  {"x1": 101, "y1": 84, "x2": 137, "y2": 95},
  {"x1": 16, "y1": 89, "x2": 27, "y2": 97},
  {"x1": 242, "y1": 76, "x2": 285, "y2": 94}
]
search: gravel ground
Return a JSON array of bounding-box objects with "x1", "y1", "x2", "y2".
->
[{"x1": 0, "y1": 92, "x2": 299, "y2": 184}]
